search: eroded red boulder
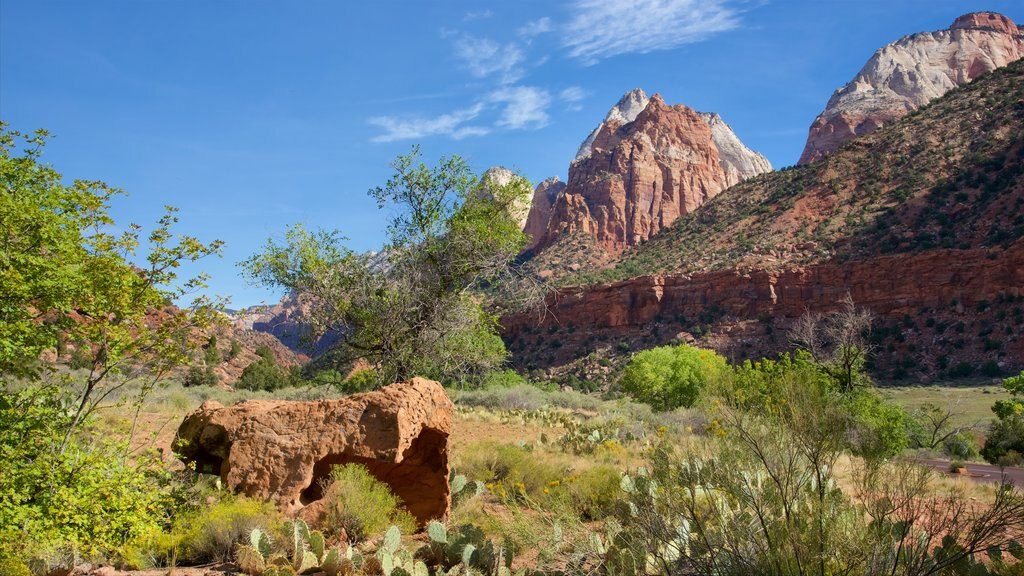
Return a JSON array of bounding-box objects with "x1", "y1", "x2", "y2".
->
[{"x1": 174, "y1": 377, "x2": 453, "y2": 524}]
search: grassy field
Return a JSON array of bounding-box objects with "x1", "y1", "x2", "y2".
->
[{"x1": 879, "y1": 378, "x2": 1010, "y2": 428}]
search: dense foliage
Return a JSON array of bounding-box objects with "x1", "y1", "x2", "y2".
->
[
  {"x1": 243, "y1": 147, "x2": 536, "y2": 386},
  {"x1": 983, "y1": 371, "x2": 1024, "y2": 466},
  {"x1": 619, "y1": 344, "x2": 727, "y2": 410}
]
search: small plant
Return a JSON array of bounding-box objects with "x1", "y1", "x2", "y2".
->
[
  {"x1": 322, "y1": 464, "x2": 415, "y2": 541},
  {"x1": 235, "y1": 521, "x2": 357, "y2": 576}
]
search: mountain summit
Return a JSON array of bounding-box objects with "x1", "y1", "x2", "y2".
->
[
  {"x1": 534, "y1": 90, "x2": 770, "y2": 257},
  {"x1": 799, "y1": 11, "x2": 1024, "y2": 164}
]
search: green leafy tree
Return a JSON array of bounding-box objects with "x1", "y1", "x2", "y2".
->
[
  {"x1": 0, "y1": 124, "x2": 224, "y2": 448},
  {"x1": 983, "y1": 371, "x2": 1024, "y2": 466},
  {"x1": 619, "y1": 344, "x2": 728, "y2": 411},
  {"x1": 242, "y1": 146, "x2": 536, "y2": 386}
]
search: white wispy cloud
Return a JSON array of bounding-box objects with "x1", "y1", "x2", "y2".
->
[
  {"x1": 517, "y1": 17, "x2": 553, "y2": 38},
  {"x1": 560, "y1": 86, "x2": 587, "y2": 111},
  {"x1": 368, "y1": 103, "x2": 489, "y2": 143},
  {"x1": 463, "y1": 9, "x2": 493, "y2": 21},
  {"x1": 563, "y1": 0, "x2": 740, "y2": 63},
  {"x1": 487, "y1": 86, "x2": 552, "y2": 130},
  {"x1": 452, "y1": 34, "x2": 525, "y2": 85}
]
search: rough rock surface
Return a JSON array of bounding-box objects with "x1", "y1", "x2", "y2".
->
[
  {"x1": 522, "y1": 177, "x2": 566, "y2": 251},
  {"x1": 799, "y1": 12, "x2": 1024, "y2": 164},
  {"x1": 504, "y1": 241, "x2": 1024, "y2": 375},
  {"x1": 174, "y1": 378, "x2": 453, "y2": 524},
  {"x1": 480, "y1": 166, "x2": 532, "y2": 230},
  {"x1": 698, "y1": 112, "x2": 772, "y2": 187},
  {"x1": 537, "y1": 92, "x2": 770, "y2": 253},
  {"x1": 575, "y1": 88, "x2": 650, "y2": 162}
]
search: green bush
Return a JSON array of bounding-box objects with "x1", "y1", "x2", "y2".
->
[
  {"x1": 173, "y1": 494, "x2": 279, "y2": 563},
  {"x1": 341, "y1": 367, "x2": 381, "y2": 394},
  {"x1": 983, "y1": 371, "x2": 1024, "y2": 465},
  {"x1": 183, "y1": 365, "x2": 218, "y2": 387},
  {"x1": 236, "y1": 355, "x2": 291, "y2": 391},
  {"x1": 0, "y1": 386, "x2": 176, "y2": 561},
  {"x1": 322, "y1": 463, "x2": 415, "y2": 541},
  {"x1": 479, "y1": 369, "x2": 528, "y2": 389},
  {"x1": 843, "y1": 389, "x2": 910, "y2": 459},
  {"x1": 619, "y1": 344, "x2": 727, "y2": 410}
]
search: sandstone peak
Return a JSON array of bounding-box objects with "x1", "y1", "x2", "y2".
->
[
  {"x1": 523, "y1": 177, "x2": 566, "y2": 251},
  {"x1": 950, "y1": 12, "x2": 1021, "y2": 35},
  {"x1": 538, "y1": 91, "x2": 770, "y2": 255},
  {"x1": 479, "y1": 165, "x2": 531, "y2": 229},
  {"x1": 799, "y1": 11, "x2": 1023, "y2": 164},
  {"x1": 575, "y1": 88, "x2": 651, "y2": 161}
]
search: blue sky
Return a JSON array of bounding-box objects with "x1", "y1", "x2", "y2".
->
[{"x1": 2, "y1": 0, "x2": 1020, "y2": 307}]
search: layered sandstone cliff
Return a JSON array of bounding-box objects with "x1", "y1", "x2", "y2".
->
[
  {"x1": 537, "y1": 90, "x2": 770, "y2": 254},
  {"x1": 799, "y1": 11, "x2": 1023, "y2": 164},
  {"x1": 523, "y1": 177, "x2": 566, "y2": 251}
]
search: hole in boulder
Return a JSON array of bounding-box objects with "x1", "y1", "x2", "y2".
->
[{"x1": 299, "y1": 427, "x2": 449, "y2": 524}]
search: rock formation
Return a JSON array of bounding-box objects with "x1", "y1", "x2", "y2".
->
[
  {"x1": 174, "y1": 377, "x2": 453, "y2": 524},
  {"x1": 522, "y1": 177, "x2": 566, "y2": 251},
  {"x1": 479, "y1": 166, "x2": 532, "y2": 230},
  {"x1": 799, "y1": 11, "x2": 1024, "y2": 164},
  {"x1": 536, "y1": 90, "x2": 770, "y2": 254}
]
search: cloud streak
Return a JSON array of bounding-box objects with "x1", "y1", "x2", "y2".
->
[
  {"x1": 452, "y1": 34, "x2": 525, "y2": 85},
  {"x1": 563, "y1": 0, "x2": 740, "y2": 63},
  {"x1": 368, "y1": 103, "x2": 490, "y2": 143},
  {"x1": 368, "y1": 86, "x2": 553, "y2": 142}
]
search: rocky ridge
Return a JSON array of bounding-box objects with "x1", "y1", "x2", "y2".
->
[
  {"x1": 505, "y1": 56, "x2": 1024, "y2": 382},
  {"x1": 799, "y1": 11, "x2": 1024, "y2": 164},
  {"x1": 534, "y1": 89, "x2": 770, "y2": 257}
]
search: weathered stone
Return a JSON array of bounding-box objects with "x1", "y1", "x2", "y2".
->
[
  {"x1": 174, "y1": 377, "x2": 453, "y2": 525},
  {"x1": 799, "y1": 12, "x2": 1024, "y2": 164},
  {"x1": 537, "y1": 91, "x2": 770, "y2": 254},
  {"x1": 522, "y1": 177, "x2": 566, "y2": 251}
]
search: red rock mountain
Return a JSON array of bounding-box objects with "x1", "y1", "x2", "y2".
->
[
  {"x1": 799, "y1": 11, "x2": 1024, "y2": 165},
  {"x1": 523, "y1": 177, "x2": 566, "y2": 251},
  {"x1": 534, "y1": 89, "x2": 770, "y2": 254},
  {"x1": 504, "y1": 57, "x2": 1024, "y2": 383}
]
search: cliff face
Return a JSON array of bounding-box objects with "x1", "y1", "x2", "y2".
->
[
  {"x1": 506, "y1": 55, "x2": 1024, "y2": 382},
  {"x1": 504, "y1": 241, "x2": 1024, "y2": 378},
  {"x1": 522, "y1": 177, "x2": 566, "y2": 251},
  {"x1": 799, "y1": 11, "x2": 1023, "y2": 165},
  {"x1": 536, "y1": 92, "x2": 770, "y2": 254}
]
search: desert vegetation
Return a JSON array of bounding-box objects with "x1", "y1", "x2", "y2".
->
[{"x1": 3, "y1": 65, "x2": 1024, "y2": 575}]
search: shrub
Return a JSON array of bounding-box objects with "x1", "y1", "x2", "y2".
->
[
  {"x1": 342, "y1": 367, "x2": 382, "y2": 394},
  {"x1": 619, "y1": 344, "x2": 727, "y2": 410},
  {"x1": 479, "y1": 369, "x2": 528, "y2": 389},
  {"x1": 322, "y1": 464, "x2": 415, "y2": 541},
  {"x1": 183, "y1": 365, "x2": 218, "y2": 387},
  {"x1": 843, "y1": 389, "x2": 910, "y2": 459},
  {"x1": 236, "y1": 355, "x2": 290, "y2": 391},
  {"x1": 0, "y1": 386, "x2": 177, "y2": 561},
  {"x1": 169, "y1": 494, "x2": 279, "y2": 563}
]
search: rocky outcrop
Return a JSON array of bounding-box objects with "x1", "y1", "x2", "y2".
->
[
  {"x1": 504, "y1": 241, "x2": 1024, "y2": 375},
  {"x1": 523, "y1": 177, "x2": 566, "y2": 251},
  {"x1": 174, "y1": 377, "x2": 453, "y2": 524},
  {"x1": 698, "y1": 112, "x2": 772, "y2": 187},
  {"x1": 799, "y1": 12, "x2": 1024, "y2": 164},
  {"x1": 480, "y1": 166, "x2": 532, "y2": 230},
  {"x1": 575, "y1": 88, "x2": 650, "y2": 162},
  {"x1": 537, "y1": 92, "x2": 770, "y2": 254}
]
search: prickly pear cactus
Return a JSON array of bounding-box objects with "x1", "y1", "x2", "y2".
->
[
  {"x1": 293, "y1": 550, "x2": 319, "y2": 574},
  {"x1": 251, "y1": 527, "x2": 273, "y2": 557},
  {"x1": 383, "y1": 525, "x2": 402, "y2": 553},
  {"x1": 320, "y1": 548, "x2": 341, "y2": 576},
  {"x1": 309, "y1": 530, "x2": 326, "y2": 561},
  {"x1": 236, "y1": 544, "x2": 266, "y2": 575},
  {"x1": 427, "y1": 521, "x2": 448, "y2": 544}
]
